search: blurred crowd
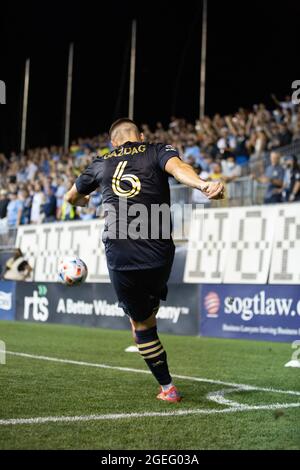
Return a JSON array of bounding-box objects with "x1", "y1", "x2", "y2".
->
[{"x1": 0, "y1": 94, "x2": 300, "y2": 228}]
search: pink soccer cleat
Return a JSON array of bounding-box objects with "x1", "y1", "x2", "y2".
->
[{"x1": 157, "y1": 385, "x2": 182, "y2": 403}]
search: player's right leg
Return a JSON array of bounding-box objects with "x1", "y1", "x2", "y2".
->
[{"x1": 109, "y1": 266, "x2": 181, "y2": 402}]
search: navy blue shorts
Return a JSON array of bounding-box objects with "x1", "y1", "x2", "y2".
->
[{"x1": 108, "y1": 262, "x2": 173, "y2": 322}]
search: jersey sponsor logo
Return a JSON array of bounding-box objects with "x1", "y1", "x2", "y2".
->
[
  {"x1": 104, "y1": 144, "x2": 146, "y2": 159},
  {"x1": 112, "y1": 161, "x2": 141, "y2": 198}
]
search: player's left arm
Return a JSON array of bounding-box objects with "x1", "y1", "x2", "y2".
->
[{"x1": 165, "y1": 157, "x2": 224, "y2": 200}]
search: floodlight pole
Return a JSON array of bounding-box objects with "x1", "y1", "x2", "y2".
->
[
  {"x1": 64, "y1": 43, "x2": 74, "y2": 152},
  {"x1": 199, "y1": 0, "x2": 207, "y2": 120},
  {"x1": 128, "y1": 19, "x2": 137, "y2": 120},
  {"x1": 20, "y1": 58, "x2": 30, "y2": 154}
]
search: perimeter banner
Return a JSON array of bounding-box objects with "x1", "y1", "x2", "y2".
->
[
  {"x1": 200, "y1": 284, "x2": 300, "y2": 342},
  {"x1": 15, "y1": 282, "x2": 199, "y2": 335},
  {"x1": 0, "y1": 280, "x2": 16, "y2": 321}
]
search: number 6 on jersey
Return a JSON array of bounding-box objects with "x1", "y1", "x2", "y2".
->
[{"x1": 112, "y1": 161, "x2": 141, "y2": 198}]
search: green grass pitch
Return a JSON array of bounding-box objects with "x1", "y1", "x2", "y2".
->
[{"x1": 0, "y1": 320, "x2": 299, "y2": 450}]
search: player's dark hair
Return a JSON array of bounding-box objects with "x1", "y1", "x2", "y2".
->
[{"x1": 109, "y1": 118, "x2": 139, "y2": 138}]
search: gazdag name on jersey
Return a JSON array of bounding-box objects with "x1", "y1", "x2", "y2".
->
[
  {"x1": 104, "y1": 144, "x2": 147, "y2": 159},
  {"x1": 75, "y1": 142, "x2": 180, "y2": 271}
]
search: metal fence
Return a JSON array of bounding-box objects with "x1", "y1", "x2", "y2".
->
[
  {"x1": 169, "y1": 140, "x2": 300, "y2": 210},
  {"x1": 0, "y1": 178, "x2": 269, "y2": 249},
  {"x1": 0, "y1": 172, "x2": 291, "y2": 249},
  {"x1": 248, "y1": 139, "x2": 300, "y2": 176},
  {"x1": 170, "y1": 177, "x2": 267, "y2": 209},
  {"x1": 169, "y1": 178, "x2": 268, "y2": 239},
  {"x1": 0, "y1": 224, "x2": 18, "y2": 250},
  {"x1": 276, "y1": 139, "x2": 300, "y2": 158}
]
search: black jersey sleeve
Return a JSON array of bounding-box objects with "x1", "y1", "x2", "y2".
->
[
  {"x1": 156, "y1": 143, "x2": 180, "y2": 171},
  {"x1": 75, "y1": 158, "x2": 103, "y2": 195}
]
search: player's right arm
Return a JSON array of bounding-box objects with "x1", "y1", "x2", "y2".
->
[
  {"x1": 65, "y1": 158, "x2": 102, "y2": 207},
  {"x1": 165, "y1": 157, "x2": 224, "y2": 200},
  {"x1": 65, "y1": 185, "x2": 90, "y2": 207}
]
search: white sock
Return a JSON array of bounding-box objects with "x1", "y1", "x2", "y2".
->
[{"x1": 162, "y1": 382, "x2": 173, "y2": 392}]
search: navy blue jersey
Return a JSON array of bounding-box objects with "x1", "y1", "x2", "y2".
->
[{"x1": 75, "y1": 141, "x2": 180, "y2": 270}]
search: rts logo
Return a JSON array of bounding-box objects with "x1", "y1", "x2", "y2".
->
[
  {"x1": 24, "y1": 285, "x2": 49, "y2": 322},
  {"x1": 204, "y1": 291, "x2": 220, "y2": 318}
]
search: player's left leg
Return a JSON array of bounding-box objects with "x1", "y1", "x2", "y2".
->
[{"x1": 130, "y1": 311, "x2": 182, "y2": 403}]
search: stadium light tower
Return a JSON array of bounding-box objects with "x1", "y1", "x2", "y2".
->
[
  {"x1": 199, "y1": 0, "x2": 207, "y2": 120},
  {"x1": 20, "y1": 58, "x2": 30, "y2": 154},
  {"x1": 64, "y1": 43, "x2": 74, "y2": 152},
  {"x1": 128, "y1": 19, "x2": 137, "y2": 120}
]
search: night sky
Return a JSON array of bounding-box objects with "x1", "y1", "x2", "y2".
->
[{"x1": 0, "y1": 0, "x2": 299, "y2": 154}]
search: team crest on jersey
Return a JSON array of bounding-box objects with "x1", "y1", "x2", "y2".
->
[{"x1": 165, "y1": 145, "x2": 177, "y2": 152}]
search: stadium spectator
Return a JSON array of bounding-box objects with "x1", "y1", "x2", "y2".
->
[
  {"x1": 201, "y1": 154, "x2": 214, "y2": 172},
  {"x1": 216, "y1": 127, "x2": 232, "y2": 157},
  {"x1": 282, "y1": 155, "x2": 300, "y2": 202},
  {"x1": 222, "y1": 155, "x2": 242, "y2": 182},
  {"x1": 3, "y1": 248, "x2": 32, "y2": 281},
  {"x1": 18, "y1": 189, "x2": 32, "y2": 225},
  {"x1": 0, "y1": 153, "x2": 8, "y2": 173},
  {"x1": 271, "y1": 93, "x2": 297, "y2": 112},
  {"x1": 6, "y1": 191, "x2": 23, "y2": 227},
  {"x1": 209, "y1": 161, "x2": 229, "y2": 203},
  {"x1": 61, "y1": 199, "x2": 77, "y2": 221},
  {"x1": 41, "y1": 186, "x2": 57, "y2": 222},
  {"x1": 277, "y1": 123, "x2": 293, "y2": 147},
  {"x1": 55, "y1": 177, "x2": 67, "y2": 219},
  {"x1": 253, "y1": 151, "x2": 284, "y2": 204},
  {"x1": 183, "y1": 138, "x2": 202, "y2": 166},
  {"x1": 0, "y1": 96, "x2": 299, "y2": 227},
  {"x1": 221, "y1": 155, "x2": 242, "y2": 200},
  {"x1": 30, "y1": 182, "x2": 45, "y2": 224},
  {"x1": 25, "y1": 156, "x2": 38, "y2": 181},
  {"x1": 209, "y1": 162, "x2": 224, "y2": 182},
  {"x1": 0, "y1": 189, "x2": 9, "y2": 219}
]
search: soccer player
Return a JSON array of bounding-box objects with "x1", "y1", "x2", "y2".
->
[{"x1": 66, "y1": 119, "x2": 224, "y2": 403}]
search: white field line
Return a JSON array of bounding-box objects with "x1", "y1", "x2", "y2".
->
[
  {"x1": 206, "y1": 388, "x2": 248, "y2": 408},
  {"x1": 2, "y1": 350, "x2": 300, "y2": 426},
  {"x1": 6, "y1": 350, "x2": 300, "y2": 398},
  {"x1": 1, "y1": 403, "x2": 300, "y2": 426}
]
